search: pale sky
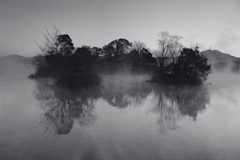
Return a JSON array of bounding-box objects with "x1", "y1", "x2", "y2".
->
[{"x1": 0, "y1": 0, "x2": 240, "y2": 57}]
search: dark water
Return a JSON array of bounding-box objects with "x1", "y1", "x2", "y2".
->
[{"x1": 0, "y1": 66, "x2": 240, "y2": 160}]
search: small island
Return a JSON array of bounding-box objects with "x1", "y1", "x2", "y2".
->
[{"x1": 30, "y1": 28, "x2": 211, "y2": 86}]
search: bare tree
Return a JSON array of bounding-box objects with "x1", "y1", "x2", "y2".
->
[
  {"x1": 153, "y1": 31, "x2": 182, "y2": 72},
  {"x1": 35, "y1": 26, "x2": 60, "y2": 56},
  {"x1": 32, "y1": 27, "x2": 60, "y2": 76},
  {"x1": 169, "y1": 42, "x2": 183, "y2": 64},
  {"x1": 132, "y1": 40, "x2": 146, "y2": 54}
]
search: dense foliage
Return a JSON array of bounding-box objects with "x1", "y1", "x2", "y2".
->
[
  {"x1": 152, "y1": 47, "x2": 211, "y2": 84},
  {"x1": 31, "y1": 33, "x2": 100, "y2": 86},
  {"x1": 31, "y1": 29, "x2": 211, "y2": 86},
  {"x1": 170, "y1": 48, "x2": 211, "y2": 81}
]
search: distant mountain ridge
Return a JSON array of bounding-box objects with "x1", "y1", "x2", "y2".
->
[
  {"x1": 200, "y1": 50, "x2": 239, "y2": 63},
  {"x1": 1, "y1": 54, "x2": 33, "y2": 65},
  {"x1": 0, "y1": 55, "x2": 34, "y2": 76},
  {"x1": 200, "y1": 50, "x2": 240, "y2": 72},
  {"x1": 0, "y1": 55, "x2": 33, "y2": 61}
]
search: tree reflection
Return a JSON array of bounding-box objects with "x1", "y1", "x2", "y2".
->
[
  {"x1": 98, "y1": 78, "x2": 209, "y2": 132},
  {"x1": 150, "y1": 85, "x2": 209, "y2": 132},
  {"x1": 34, "y1": 80, "x2": 101, "y2": 135},
  {"x1": 34, "y1": 77, "x2": 210, "y2": 135},
  {"x1": 100, "y1": 80, "x2": 152, "y2": 108}
]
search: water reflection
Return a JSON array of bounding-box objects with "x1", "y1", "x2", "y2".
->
[
  {"x1": 150, "y1": 85, "x2": 209, "y2": 132},
  {"x1": 34, "y1": 81, "x2": 101, "y2": 135},
  {"x1": 100, "y1": 79, "x2": 152, "y2": 108},
  {"x1": 34, "y1": 77, "x2": 209, "y2": 135}
]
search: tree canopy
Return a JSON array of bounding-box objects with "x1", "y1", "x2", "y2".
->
[
  {"x1": 103, "y1": 38, "x2": 132, "y2": 57},
  {"x1": 31, "y1": 28, "x2": 211, "y2": 85},
  {"x1": 172, "y1": 47, "x2": 211, "y2": 81}
]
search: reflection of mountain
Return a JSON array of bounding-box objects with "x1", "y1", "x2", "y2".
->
[
  {"x1": 34, "y1": 81, "x2": 101, "y2": 135},
  {"x1": 34, "y1": 76, "x2": 209, "y2": 135}
]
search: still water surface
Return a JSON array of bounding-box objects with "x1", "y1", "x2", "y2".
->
[{"x1": 0, "y1": 68, "x2": 240, "y2": 160}]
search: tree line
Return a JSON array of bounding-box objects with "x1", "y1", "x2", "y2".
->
[{"x1": 30, "y1": 28, "x2": 211, "y2": 85}]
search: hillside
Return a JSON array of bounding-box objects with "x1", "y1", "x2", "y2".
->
[
  {"x1": 0, "y1": 55, "x2": 33, "y2": 63},
  {"x1": 0, "y1": 55, "x2": 34, "y2": 78},
  {"x1": 201, "y1": 50, "x2": 239, "y2": 63},
  {"x1": 201, "y1": 50, "x2": 240, "y2": 72}
]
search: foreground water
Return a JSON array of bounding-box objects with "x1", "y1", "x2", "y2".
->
[{"x1": 0, "y1": 66, "x2": 240, "y2": 160}]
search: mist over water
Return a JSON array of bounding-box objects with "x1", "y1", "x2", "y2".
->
[{"x1": 0, "y1": 59, "x2": 240, "y2": 160}]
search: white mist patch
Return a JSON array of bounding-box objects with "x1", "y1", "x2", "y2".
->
[
  {"x1": 207, "y1": 72, "x2": 240, "y2": 86},
  {"x1": 101, "y1": 74, "x2": 148, "y2": 84}
]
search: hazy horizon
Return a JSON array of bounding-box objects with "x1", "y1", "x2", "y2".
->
[
  {"x1": 0, "y1": 0, "x2": 240, "y2": 57},
  {"x1": 1, "y1": 48, "x2": 240, "y2": 59}
]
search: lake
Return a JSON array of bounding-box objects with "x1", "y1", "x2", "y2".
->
[{"x1": 0, "y1": 63, "x2": 240, "y2": 160}]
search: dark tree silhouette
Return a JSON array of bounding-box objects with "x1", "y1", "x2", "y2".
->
[
  {"x1": 55, "y1": 34, "x2": 74, "y2": 56},
  {"x1": 31, "y1": 28, "x2": 210, "y2": 85},
  {"x1": 151, "y1": 46, "x2": 211, "y2": 84},
  {"x1": 116, "y1": 38, "x2": 132, "y2": 55},
  {"x1": 167, "y1": 47, "x2": 211, "y2": 82},
  {"x1": 43, "y1": 34, "x2": 76, "y2": 82},
  {"x1": 139, "y1": 48, "x2": 155, "y2": 63},
  {"x1": 31, "y1": 29, "x2": 100, "y2": 86},
  {"x1": 74, "y1": 46, "x2": 99, "y2": 79},
  {"x1": 103, "y1": 44, "x2": 115, "y2": 57},
  {"x1": 92, "y1": 47, "x2": 105, "y2": 57},
  {"x1": 103, "y1": 38, "x2": 132, "y2": 57},
  {"x1": 128, "y1": 48, "x2": 155, "y2": 64}
]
